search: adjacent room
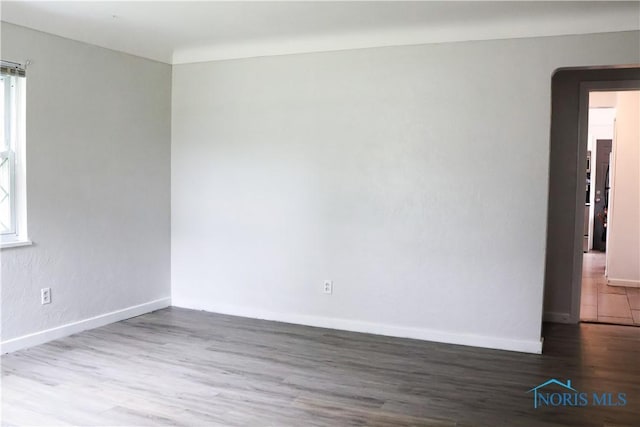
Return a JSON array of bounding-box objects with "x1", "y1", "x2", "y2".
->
[
  {"x1": 580, "y1": 90, "x2": 640, "y2": 326},
  {"x1": 1, "y1": 2, "x2": 640, "y2": 426}
]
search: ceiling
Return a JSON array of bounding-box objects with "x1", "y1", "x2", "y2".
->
[
  {"x1": 589, "y1": 91, "x2": 620, "y2": 108},
  {"x1": 1, "y1": 1, "x2": 639, "y2": 64}
]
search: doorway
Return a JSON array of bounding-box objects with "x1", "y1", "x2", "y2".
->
[
  {"x1": 543, "y1": 67, "x2": 640, "y2": 327},
  {"x1": 579, "y1": 90, "x2": 639, "y2": 326}
]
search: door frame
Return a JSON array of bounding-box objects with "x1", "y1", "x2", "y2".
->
[{"x1": 570, "y1": 79, "x2": 640, "y2": 323}]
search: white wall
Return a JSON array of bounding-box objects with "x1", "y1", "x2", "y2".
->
[
  {"x1": 172, "y1": 31, "x2": 640, "y2": 353},
  {"x1": 0, "y1": 23, "x2": 172, "y2": 349},
  {"x1": 607, "y1": 91, "x2": 640, "y2": 286}
]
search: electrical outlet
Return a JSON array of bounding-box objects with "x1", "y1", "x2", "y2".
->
[
  {"x1": 41, "y1": 288, "x2": 51, "y2": 305},
  {"x1": 323, "y1": 280, "x2": 333, "y2": 295}
]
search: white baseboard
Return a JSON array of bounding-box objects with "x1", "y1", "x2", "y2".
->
[
  {"x1": 608, "y1": 278, "x2": 640, "y2": 288},
  {"x1": 1, "y1": 297, "x2": 171, "y2": 354},
  {"x1": 172, "y1": 298, "x2": 543, "y2": 354},
  {"x1": 543, "y1": 311, "x2": 573, "y2": 323}
]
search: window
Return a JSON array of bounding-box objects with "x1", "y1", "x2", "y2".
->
[{"x1": 1, "y1": 60, "x2": 29, "y2": 248}]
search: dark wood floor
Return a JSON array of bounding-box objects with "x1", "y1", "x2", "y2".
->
[{"x1": 2, "y1": 307, "x2": 640, "y2": 426}]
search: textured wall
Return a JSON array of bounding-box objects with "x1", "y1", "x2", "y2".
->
[
  {"x1": 172, "y1": 30, "x2": 638, "y2": 353},
  {"x1": 0, "y1": 23, "x2": 172, "y2": 341}
]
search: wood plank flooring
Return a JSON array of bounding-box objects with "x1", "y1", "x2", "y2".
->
[{"x1": 2, "y1": 307, "x2": 640, "y2": 426}]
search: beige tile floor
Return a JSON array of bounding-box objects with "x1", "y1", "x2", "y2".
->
[{"x1": 580, "y1": 251, "x2": 640, "y2": 326}]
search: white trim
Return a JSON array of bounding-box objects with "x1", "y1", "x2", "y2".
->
[
  {"x1": 607, "y1": 278, "x2": 640, "y2": 288},
  {"x1": 0, "y1": 74, "x2": 28, "y2": 244},
  {"x1": 172, "y1": 298, "x2": 543, "y2": 354},
  {"x1": 543, "y1": 311, "x2": 573, "y2": 324},
  {"x1": 13, "y1": 75, "x2": 27, "y2": 243},
  {"x1": 0, "y1": 238, "x2": 32, "y2": 249},
  {"x1": 0, "y1": 297, "x2": 171, "y2": 354}
]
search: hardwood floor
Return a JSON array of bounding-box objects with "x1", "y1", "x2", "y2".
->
[
  {"x1": 580, "y1": 252, "x2": 640, "y2": 326},
  {"x1": 2, "y1": 307, "x2": 640, "y2": 426}
]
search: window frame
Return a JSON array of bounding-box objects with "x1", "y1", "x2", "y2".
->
[{"x1": 0, "y1": 69, "x2": 30, "y2": 249}]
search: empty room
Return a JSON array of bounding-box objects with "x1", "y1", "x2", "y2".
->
[{"x1": 1, "y1": 1, "x2": 639, "y2": 426}]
